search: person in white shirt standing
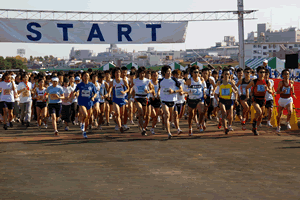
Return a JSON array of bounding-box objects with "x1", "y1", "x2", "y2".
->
[
  {"x1": 17, "y1": 73, "x2": 33, "y2": 128},
  {"x1": 61, "y1": 77, "x2": 73, "y2": 131},
  {"x1": 0, "y1": 72, "x2": 18, "y2": 130}
]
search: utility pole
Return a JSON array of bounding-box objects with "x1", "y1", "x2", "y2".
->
[{"x1": 238, "y1": 0, "x2": 245, "y2": 69}]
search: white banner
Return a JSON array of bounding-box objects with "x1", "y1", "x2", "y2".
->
[{"x1": 0, "y1": 19, "x2": 188, "y2": 44}]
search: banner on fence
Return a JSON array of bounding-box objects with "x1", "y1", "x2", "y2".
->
[{"x1": 0, "y1": 19, "x2": 188, "y2": 44}]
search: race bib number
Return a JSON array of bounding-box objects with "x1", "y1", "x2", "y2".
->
[
  {"x1": 23, "y1": 90, "x2": 30, "y2": 97},
  {"x1": 192, "y1": 88, "x2": 201, "y2": 95},
  {"x1": 115, "y1": 87, "x2": 124, "y2": 98},
  {"x1": 82, "y1": 90, "x2": 90, "y2": 97},
  {"x1": 50, "y1": 93, "x2": 58, "y2": 100},
  {"x1": 282, "y1": 87, "x2": 290, "y2": 94},
  {"x1": 37, "y1": 95, "x2": 43, "y2": 100},
  {"x1": 242, "y1": 88, "x2": 246, "y2": 95},
  {"x1": 222, "y1": 88, "x2": 230, "y2": 96},
  {"x1": 257, "y1": 85, "x2": 265, "y2": 92},
  {"x1": 163, "y1": 88, "x2": 170, "y2": 93},
  {"x1": 4, "y1": 89, "x2": 10, "y2": 95},
  {"x1": 137, "y1": 85, "x2": 146, "y2": 94}
]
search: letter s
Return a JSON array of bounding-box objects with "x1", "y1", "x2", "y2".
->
[{"x1": 27, "y1": 22, "x2": 42, "y2": 41}]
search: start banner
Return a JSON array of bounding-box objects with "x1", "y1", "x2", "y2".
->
[{"x1": 0, "y1": 19, "x2": 188, "y2": 44}]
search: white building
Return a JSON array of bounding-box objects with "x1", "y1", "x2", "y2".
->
[{"x1": 245, "y1": 42, "x2": 300, "y2": 60}]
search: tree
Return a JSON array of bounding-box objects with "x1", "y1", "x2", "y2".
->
[
  {"x1": 44, "y1": 55, "x2": 49, "y2": 62},
  {"x1": 0, "y1": 56, "x2": 5, "y2": 70},
  {"x1": 30, "y1": 56, "x2": 34, "y2": 62}
]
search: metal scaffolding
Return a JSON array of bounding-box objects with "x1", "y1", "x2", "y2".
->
[{"x1": 0, "y1": 9, "x2": 257, "y2": 22}]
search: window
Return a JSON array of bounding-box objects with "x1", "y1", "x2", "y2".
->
[
  {"x1": 257, "y1": 50, "x2": 262, "y2": 54},
  {"x1": 269, "y1": 44, "x2": 272, "y2": 48},
  {"x1": 273, "y1": 44, "x2": 277, "y2": 48},
  {"x1": 253, "y1": 56, "x2": 257, "y2": 58},
  {"x1": 253, "y1": 50, "x2": 257, "y2": 54},
  {"x1": 289, "y1": 46, "x2": 293, "y2": 49},
  {"x1": 169, "y1": 53, "x2": 174, "y2": 55},
  {"x1": 269, "y1": 50, "x2": 272, "y2": 52},
  {"x1": 284, "y1": 44, "x2": 287, "y2": 47},
  {"x1": 258, "y1": 56, "x2": 261, "y2": 58},
  {"x1": 295, "y1": 44, "x2": 298, "y2": 47},
  {"x1": 253, "y1": 45, "x2": 257, "y2": 48},
  {"x1": 263, "y1": 52, "x2": 267, "y2": 55},
  {"x1": 263, "y1": 46, "x2": 267, "y2": 49},
  {"x1": 157, "y1": 53, "x2": 162, "y2": 55},
  {"x1": 163, "y1": 53, "x2": 167, "y2": 55},
  {"x1": 258, "y1": 45, "x2": 261, "y2": 48},
  {"x1": 273, "y1": 50, "x2": 276, "y2": 52}
]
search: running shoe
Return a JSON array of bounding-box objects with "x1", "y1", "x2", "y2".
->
[
  {"x1": 276, "y1": 126, "x2": 281, "y2": 133},
  {"x1": 203, "y1": 122, "x2": 206, "y2": 131},
  {"x1": 106, "y1": 122, "x2": 110, "y2": 126},
  {"x1": 168, "y1": 133, "x2": 172, "y2": 139},
  {"x1": 44, "y1": 123, "x2": 48, "y2": 129},
  {"x1": 258, "y1": 124, "x2": 262, "y2": 128},
  {"x1": 123, "y1": 125, "x2": 130, "y2": 131},
  {"x1": 199, "y1": 128, "x2": 204, "y2": 133},
  {"x1": 65, "y1": 126, "x2": 69, "y2": 131},
  {"x1": 82, "y1": 131, "x2": 87, "y2": 139},
  {"x1": 177, "y1": 129, "x2": 183, "y2": 135},
  {"x1": 115, "y1": 125, "x2": 119, "y2": 131},
  {"x1": 150, "y1": 128, "x2": 155, "y2": 135},
  {"x1": 171, "y1": 123, "x2": 176, "y2": 128},
  {"x1": 218, "y1": 120, "x2": 222, "y2": 129},
  {"x1": 54, "y1": 130, "x2": 59, "y2": 136},
  {"x1": 287, "y1": 123, "x2": 291, "y2": 130},
  {"x1": 89, "y1": 125, "x2": 92, "y2": 130},
  {"x1": 3, "y1": 124, "x2": 7, "y2": 130},
  {"x1": 38, "y1": 125, "x2": 41, "y2": 131},
  {"x1": 228, "y1": 126, "x2": 234, "y2": 131},
  {"x1": 267, "y1": 121, "x2": 272, "y2": 127},
  {"x1": 26, "y1": 122, "x2": 30, "y2": 128},
  {"x1": 80, "y1": 123, "x2": 85, "y2": 132},
  {"x1": 225, "y1": 128, "x2": 229, "y2": 135},
  {"x1": 120, "y1": 127, "x2": 124, "y2": 133},
  {"x1": 252, "y1": 128, "x2": 259, "y2": 136},
  {"x1": 9, "y1": 122, "x2": 13, "y2": 128},
  {"x1": 97, "y1": 125, "x2": 102, "y2": 130},
  {"x1": 141, "y1": 129, "x2": 147, "y2": 136},
  {"x1": 130, "y1": 120, "x2": 135, "y2": 125},
  {"x1": 189, "y1": 129, "x2": 193, "y2": 136},
  {"x1": 72, "y1": 121, "x2": 76, "y2": 125}
]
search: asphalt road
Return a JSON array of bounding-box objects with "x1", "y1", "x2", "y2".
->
[{"x1": 0, "y1": 118, "x2": 300, "y2": 199}]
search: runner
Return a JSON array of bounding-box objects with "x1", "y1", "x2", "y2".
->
[
  {"x1": 73, "y1": 72, "x2": 98, "y2": 138},
  {"x1": 172, "y1": 69, "x2": 185, "y2": 135},
  {"x1": 131, "y1": 67, "x2": 153, "y2": 135},
  {"x1": 246, "y1": 66, "x2": 272, "y2": 136},
  {"x1": 214, "y1": 68, "x2": 238, "y2": 134},
  {"x1": 236, "y1": 67, "x2": 252, "y2": 130},
  {"x1": 265, "y1": 70, "x2": 276, "y2": 127},
  {"x1": 158, "y1": 65, "x2": 182, "y2": 139},
  {"x1": 149, "y1": 70, "x2": 161, "y2": 135},
  {"x1": 121, "y1": 67, "x2": 130, "y2": 131},
  {"x1": 17, "y1": 73, "x2": 33, "y2": 128},
  {"x1": 104, "y1": 70, "x2": 113, "y2": 126},
  {"x1": 185, "y1": 65, "x2": 207, "y2": 135},
  {"x1": 108, "y1": 67, "x2": 130, "y2": 133},
  {"x1": 46, "y1": 76, "x2": 64, "y2": 136},
  {"x1": 69, "y1": 76, "x2": 78, "y2": 125},
  {"x1": 276, "y1": 69, "x2": 297, "y2": 132},
  {"x1": 98, "y1": 72, "x2": 109, "y2": 130},
  {"x1": 234, "y1": 68, "x2": 244, "y2": 122},
  {"x1": 91, "y1": 73, "x2": 101, "y2": 129},
  {"x1": 34, "y1": 78, "x2": 48, "y2": 130},
  {"x1": 0, "y1": 72, "x2": 18, "y2": 130},
  {"x1": 202, "y1": 68, "x2": 215, "y2": 125},
  {"x1": 61, "y1": 77, "x2": 73, "y2": 131}
]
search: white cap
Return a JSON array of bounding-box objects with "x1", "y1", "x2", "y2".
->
[
  {"x1": 52, "y1": 77, "x2": 59, "y2": 82},
  {"x1": 263, "y1": 60, "x2": 268, "y2": 63}
]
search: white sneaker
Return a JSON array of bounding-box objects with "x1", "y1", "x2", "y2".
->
[
  {"x1": 150, "y1": 128, "x2": 155, "y2": 135},
  {"x1": 287, "y1": 123, "x2": 291, "y2": 130},
  {"x1": 44, "y1": 123, "x2": 47, "y2": 129},
  {"x1": 97, "y1": 125, "x2": 102, "y2": 130},
  {"x1": 65, "y1": 126, "x2": 69, "y2": 131},
  {"x1": 259, "y1": 124, "x2": 262, "y2": 128},
  {"x1": 130, "y1": 120, "x2": 135, "y2": 125},
  {"x1": 115, "y1": 125, "x2": 119, "y2": 131},
  {"x1": 168, "y1": 133, "x2": 173, "y2": 139},
  {"x1": 123, "y1": 125, "x2": 129, "y2": 131},
  {"x1": 276, "y1": 126, "x2": 281, "y2": 133},
  {"x1": 228, "y1": 126, "x2": 234, "y2": 131},
  {"x1": 171, "y1": 123, "x2": 176, "y2": 128},
  {"x1": 267, "y1": 121, "x2": 272, "y2": 127},
  {"x1": 109, "y1": 114, "x2": 112, "y2": 119},
  {"x1": 157, "y1": 116, "x2": 161, "y2": 123},
  {"x1": 177, "y1": 129, "x2": 183, "y2": 135}
]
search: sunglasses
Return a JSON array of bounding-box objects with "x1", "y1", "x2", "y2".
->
[
  {"x1": 193, "y1": 71, "x2": 199, "y2": 74},
  {"x1": 245, "y1": 72, "x2": 250, "y2": 74},
  {"x1": 224, "y1": 73, "x2": 230, "y2": 75},
  {"x1": 260, "y1": 71, "x2": 266, "y2": 74}
]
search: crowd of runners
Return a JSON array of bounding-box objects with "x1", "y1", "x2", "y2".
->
[{"x1": 0, "y1": 60, "x2": 297, "y2": 139}]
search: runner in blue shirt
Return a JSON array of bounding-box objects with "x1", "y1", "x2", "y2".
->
[
  {"x1": 45, "y1": 77, "x2": 64, "y2": 136},
  {"x1": 74, "y1": 72, "x2": 97, "y2": 138}
]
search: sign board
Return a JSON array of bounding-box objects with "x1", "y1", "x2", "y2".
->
[{"x1": 0, "y1": 19, "x2": 188, "y2": 44}]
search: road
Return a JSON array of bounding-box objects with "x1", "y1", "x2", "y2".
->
[{"x1": 0, "y1": 118, "x2": 300, "y2": 199}]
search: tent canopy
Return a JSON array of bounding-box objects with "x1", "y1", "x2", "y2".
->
[
  {"x1": 170, "y1": 62, "x2": 186, "y2": 71},
  {"x1": 126, "y1": 62, "x2": 139, "y2": 70},
  {"x1": 191, "y1": 61, "x2": 204, "y2": 69},
  {"x1": 237, "y1": 57, "x2": 285, "y2": 71},
  {"x1": 99, "y1": 63, "x2": 115, "y2": 71}
]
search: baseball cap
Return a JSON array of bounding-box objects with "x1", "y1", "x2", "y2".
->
[
  {"x1": 263, "y1": 60, "x2": 268, "y2": 63},
  {"x1": 52, "y1": 77, "x2": 59, "y2": 82},
  {"x1": 75, "y1": 76, "x2": 81, "y2": 81}
]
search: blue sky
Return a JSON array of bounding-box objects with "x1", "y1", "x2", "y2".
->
[{"x1": 1, "y1": 0, "x2": 300, "y2": 59}]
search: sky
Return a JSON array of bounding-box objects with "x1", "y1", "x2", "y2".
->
[{"x1": 1, "y1": 0, "x2": 300, "y2": 59}]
